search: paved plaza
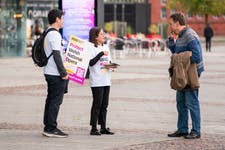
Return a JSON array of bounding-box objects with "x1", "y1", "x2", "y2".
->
[{"x1": 0, "y1": 44, "x2": 225, "y2": 150}]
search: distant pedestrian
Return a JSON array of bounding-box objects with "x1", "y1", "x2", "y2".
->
[
  {"x1": 204, "y1": 23, "x2": 214, "y2": 52},
  {"x1": 88, "y1": 27, "x2": 114, "y2": 136},
  {"x1": 34, "y1": 24, "x2": 42, "y2": 37},
  {"x1": 42, "y1": 9, "x2": 69, "y2": 138},
  {"x1": 167, "y1": 13, "x2": 204, "y2": 139}
]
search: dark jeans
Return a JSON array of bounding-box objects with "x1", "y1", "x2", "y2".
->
[
  {"x1": 90, "y1": 86, "x2": 110, "y2": 129},
  {"x1": 44, "y1": 74, "x2": 67, "y2": 131},
  {"x1": 205, "y1": 37, "x2": 211, "y2": 52}
]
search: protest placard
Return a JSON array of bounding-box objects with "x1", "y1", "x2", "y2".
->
[{"x1": 64, "y1": 35, "x2": 92, "y2": 85}]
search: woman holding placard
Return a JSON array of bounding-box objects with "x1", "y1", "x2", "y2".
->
[{"x1": 88, "y1": 27, "x2": 114, "y2": 136}]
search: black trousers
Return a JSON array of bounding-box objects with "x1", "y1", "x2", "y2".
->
[
  {"x1": 90, "y1": 86, "x2": 110, "y2": 129},
  {"x1": 44, "y1": 75, "x2": 67, "y2": 131},
  {"x1": 205, "y1": 37, "x2": 212, "y2": 52}
]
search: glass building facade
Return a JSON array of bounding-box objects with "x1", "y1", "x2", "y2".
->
[
  {"x1": 0, "y1": 0, "x2": 58, "y2": 57},
  {"x1": 0, "y1": 0, "x2": 26, "y2": 57}
]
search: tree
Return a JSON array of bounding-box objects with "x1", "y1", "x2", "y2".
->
[
  {"x1": 168, "y1": 0, "x2": 225, "y2": 25},
  {"x1": 148, "y1": 24, "x2": 159, "y2": 34},
  {"x1": 104, "y1": 22, "x2": 113, "y2": 33}
]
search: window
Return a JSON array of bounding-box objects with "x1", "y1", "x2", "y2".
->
[
  {"x1": 187, "y1": 12, "x2": 192, "y2": 19},
  {"x1": 170, "y1": 9, "x2": 176, "y2": 15},
  {"x1": 161, "y1": 0, "x2": 167, "y2": 5},
  {"x1": 161, "y1": 7, "x2": 167, "y2": 19},
  {"x1": 196, "y1": 14, "x2": 203, "y2": 20},
  {"x1": 213, "y1": 15, "x2": 218, "y2": 20}
]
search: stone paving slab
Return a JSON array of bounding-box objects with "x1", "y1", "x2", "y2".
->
[{"x1": 0, "y1": 129, "x2": 172, "y2": 150}]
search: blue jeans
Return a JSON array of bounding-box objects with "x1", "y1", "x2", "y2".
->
[
  {"x1": 176, "y1": 88, "x2": 201, "y2": 134},
  {"x1": 44, "y1": 74, "x2": 67, "y2": 131}
]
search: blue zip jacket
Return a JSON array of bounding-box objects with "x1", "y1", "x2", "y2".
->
[{"x1": 168, "y1": 27, "x2": 204, "y2": 76}]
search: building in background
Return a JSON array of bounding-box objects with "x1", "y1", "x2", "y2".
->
[
  {"x1": 104, "y1": 0, "x2": 150, "y2": 37},
  {"x1": 149, "y1": 0, "x2": 225, "y2": 37},
  {"x1": 0, "y1": 0, "x2": 101, "y2": 58},
  {"x1": 0, "y1": 0, "x2": 27, "y2": 57},
  {"x1": 0, "y1": 0, "x2": 58, "y2": 58}
]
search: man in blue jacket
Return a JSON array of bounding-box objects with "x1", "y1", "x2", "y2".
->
[{"x1": 167, "y1": 13, "x2": 204, "y2": 139}]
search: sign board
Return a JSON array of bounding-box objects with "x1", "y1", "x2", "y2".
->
[
  {"x1": 64, "y1": 35, "x2": 93, "y2": 85},
  {"x1": 62, "y1": 0, "x2": 95, "y2": 43}
]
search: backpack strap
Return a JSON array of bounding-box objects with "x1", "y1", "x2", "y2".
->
[
  {"x1": 44, "y1": 28, "x2": 59, "y2": 59},
  {"x1": 44, "y1": 28, "x2": 58, "y2": 35},
  {"x1": 47, "y1": 52, "x2": 53, "y2": 59}
]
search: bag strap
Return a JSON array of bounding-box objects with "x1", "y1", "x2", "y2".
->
[
  {"x1": 43, "y1": 28, "x2": 59, "y2": 59},
  {"x1": 43, "y1": 28, "x2": 58, "y2": 36}
]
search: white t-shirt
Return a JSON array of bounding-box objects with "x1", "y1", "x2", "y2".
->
[
  {"x1": 89, "y1": 44, "x2": 111, "y2": 87},
  {"x1": 43, "y1": 28, "x2": 64, "y2": 76}
]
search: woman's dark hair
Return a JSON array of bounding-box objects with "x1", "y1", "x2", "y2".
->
[
  {"x1": 89, "y1": 27, "x2": 102, "y2": 47},
  {"x1": 48, "y1": 9, "x2": 64, "y2": 25},
  {"x1": 170, "y1": 13, "x2": 186, "y2": 26}
]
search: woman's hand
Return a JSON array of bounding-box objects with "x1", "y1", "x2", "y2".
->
[{"x1": 103, "y1": 51, "x2": 108, "y2": 56}]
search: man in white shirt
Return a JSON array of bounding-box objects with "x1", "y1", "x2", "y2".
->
[{"x1": 42, "y1": 9, "x2": 69, "y2": 138}]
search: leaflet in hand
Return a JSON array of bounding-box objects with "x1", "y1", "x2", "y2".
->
[{"x1": 104, "y1": 63, "x2": 120, "y2": 69}]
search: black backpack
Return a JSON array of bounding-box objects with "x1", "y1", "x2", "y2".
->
[{"x1": 31, "y1": 28, "x2": 57, "y2": 67}]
